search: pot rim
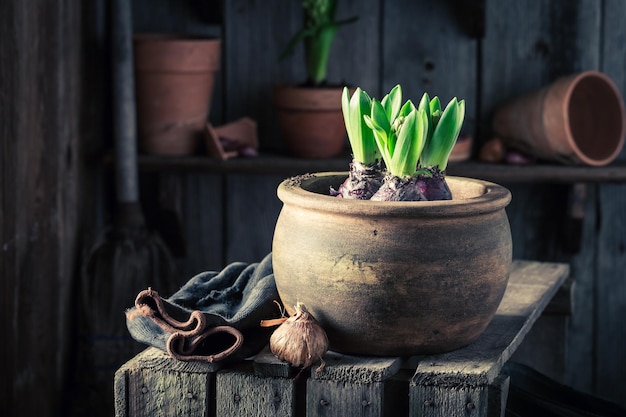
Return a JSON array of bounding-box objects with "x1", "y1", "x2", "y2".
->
[
  {"x1": 555, "y1": 70, "x2": 626, "y2": 166},
  {"x1": 277, "y1": 172, "x2": 512, "y2": 218},
  {"x1": 272, "y1": 85, "x2": 354, "y2": 111},
  {"x1": 133, "y1": 33, "x2": 221, "y2": 44}
]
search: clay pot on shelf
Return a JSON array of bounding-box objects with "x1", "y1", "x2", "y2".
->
[
  {"x1": 448, "y1": 132, "x2": 473, "y2": 163},
  {"x1": 133, "y1": 34, "x2": 221, "y2": 155},
  {"x1": 273, "y1": 86, "x2": 348, "y2": 159},
  {"x1": 272, "y1": 172, "x2": 512, "y2": 356},
  {"x1": 492, "y1": 70, "x2": 626, "y2": 166}
]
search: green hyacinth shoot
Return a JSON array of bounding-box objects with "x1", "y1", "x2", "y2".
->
[{"x1": 342, "y1": 85, "x2": 465, "y2": 177}]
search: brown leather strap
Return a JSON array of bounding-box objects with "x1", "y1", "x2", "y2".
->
[
  {"x1": 133, "y1": 287, "x2": 245, "y2": 362},
  {"x1": 166, "y1": 326, "x2": 244, "y2": 363},
  {"x1": 134, "y1": 287, "x2": 207, "y2": 336}
]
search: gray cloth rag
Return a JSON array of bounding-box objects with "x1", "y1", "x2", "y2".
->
[{"x1": 125, "y1": 253, "x2": 281, "y2": 363}]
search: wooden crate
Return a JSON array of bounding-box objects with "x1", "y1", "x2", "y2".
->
[{"x1": 115, "y1": 261, "x2": 569, "y2": 417}]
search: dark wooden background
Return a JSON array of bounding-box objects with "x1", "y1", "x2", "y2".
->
[{"x1": 2, "y1": 0, "x2": 626, "y2": 416}]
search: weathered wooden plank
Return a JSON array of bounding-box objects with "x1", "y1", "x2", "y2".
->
[
  {"x1": 215, "y1": 363, "x2": 296, "y2": 417},
  {"x1": 307, "y1": 379, "x2": 386, "y2": 417},
  {"x1": 137, "y1": 172, "x2": 224, "y2": 284},
  {"x1": 594, "y1": 181, "x2": 626, "y2": 405},
  {"x1": 488, "y1": 375, "x2": 510, "y2": 417},
  {"x1": 562, "y1": 184, "x2": 597, "y2": 392},
  {"x1": 312, "y1": 352, "x2": 402, "y2": 384},
  {"x1": 253, "y1": 348, "x2": 295, "y2": 379},
  {"x1": 115, "y1": 347, "x2": 221, "y2": 417},
  {"x1": 410, "y1": 384, "x2": 488, "y2": 417},
  {"x1": 383, "y1": 0, "x2": 478, "y2": 136},
  {"x1": 0, "y1": 0, "x2": 82, "y2": 415},
  {"x1": 222, "y1": 0, "x2": 379, "y2": 152},
  {"x1": 136, "y1": 155, "x2": 626, "y2": 183},
  {"x1": 480, "y1": 0, "x2": 601, "y2": 396},
  {"x1": 482, "y1": 0, "x2": 600, "y2": 136},
  {"x1": 224, "y1": 174, "x2": 284, "y2": 264},
  {"x1": 328, "y1": 0, "x2": 381, "y2": 94},
  {"x1": 133, "y1": 0, "x2": 223, "y2": 32},
  {"x1": 126, "y1": 368, "x2": 211, "y2": 417},
  {"x1": 410, "y1": 374, "x2": 509, "y2": 417},
  {"x1": 222, "y1": 0, "x2": 300, "y2": 151},
  {"x1": 176, "y1": 173, "x2": 225, "y2": 275},
  {"x1": 511, "y1": 315, "x2": 568, "y2": 382},
  {"x1": 306, "y1": 352, "x2": 403, "y2": 417},
  {"x1": 543, "y1": 277, "x2": 574, "y2": 315},
  {"x1": 411, "y1": 261, "x2": 569, "y2": 385},
  {"x1": 594, "y1": 0, "x2": 626, "y2": 407},
  {"x1": 409, "y1": 261, "x2": 568, "y2": 416}
]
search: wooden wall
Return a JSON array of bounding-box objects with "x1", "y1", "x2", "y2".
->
[
  {"x1": 138, "y1": 0, "x2": 625, "y2": 407},
  {"x1": 0, "y1": 0, "x2": 85, "y2": 416},
  {"x1": 2, "y1": 0, "x2": 626, "y2": 416}
]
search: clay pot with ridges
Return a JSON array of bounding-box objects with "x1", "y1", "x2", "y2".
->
[
  {"x1": 272, "y1": 173, "x2": 513, "y2": 356},
  {"x1": 273, "y1": 86, "x2": 348, "y2": 159},
  {"x1": 493, "y1": 70, "x2": 626, "y2": 166},
  {"x1": 134, "y1": 34, "x2": 221, "y2": 155}
]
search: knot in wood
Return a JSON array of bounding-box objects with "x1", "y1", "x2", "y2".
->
[
  {"x1": 466, "y1": 400, "x2": 476, "y2": 411},
  {"x1": 233, "y1": 394, "x2": 241, "y2": 403},
  {"x1": 320, "y1": 399, "x2": 330, "y2": 406}
]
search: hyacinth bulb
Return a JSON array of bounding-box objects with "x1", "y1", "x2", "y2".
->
[{"x1": 269, "y1": 303, "x2": 329, "y2": 370}]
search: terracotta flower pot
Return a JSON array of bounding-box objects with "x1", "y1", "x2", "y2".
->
[
  {"x1": 272, "y1": 173, "x2": 512, "y2": 356},
  {"x1": 492, "y1": 70, "x2": 626, "y2": 166},
  {"x1": 134, "y1": 34, "x2": 221, "y2": 155},
  {"x1": 273, "y1": 86, "x2": 348, "y2": 159}
]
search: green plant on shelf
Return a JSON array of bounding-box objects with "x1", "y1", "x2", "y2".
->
[{"x1": 280, "y1": 0, "x2": 357, "y2": 86}]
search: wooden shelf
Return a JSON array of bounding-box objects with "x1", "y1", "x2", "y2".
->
[
  {"x1": 446, "y1": 160, "x2": 626, "y2": 184},
  {"x1": 136, "y1": 153, "x2": 626, "y2": 184}
]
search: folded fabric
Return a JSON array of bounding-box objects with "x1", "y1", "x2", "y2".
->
[{"x1": 125, "y1": 253, "x2": 281, "y2": 363}]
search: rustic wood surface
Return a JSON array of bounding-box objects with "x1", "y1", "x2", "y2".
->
[
  {"x1": 5, "y1": 0, "x2": 626, "y2": 415},
  {"x1": 135, "y1": 155, "x2": 626, "y2": 183},
  {"x1": 383, "y1": 0, "x2": 478, "y2": 136},
  {"x1": 411, "y1": 261, "x2": 569, "y2": 386},
  {"x1": 409, "y1": 261, "x2": 569, "y2": 417},
  {"x1": 128, "y1": 0, "x2": 626, "y2": 407},
  {"x1": 225, "y1": 174, "x2": 284, "y2": 263},
  {"x1": 114, "y1": 260, "x2": 568, "y2": 417},
  {"x1": 167, "y1": 173, "x2": 224, "y2": 280},
  {"x1": 215, "y1": 364, "x2": 296, "y2": 417},
  {"x1": 305, "y1": 352, "x2": 404, "y2": 417},
  {"x1": 115, "y1": 348, "x2": 221, "y2": 417},
  {"x1": 0, "y1": 0, "x2": 82, "y2": 416},
  {"x1": 596, "y1": 0, "x2": 626, "y2": 404},
  {"x1": 480, "y1": 0, "x2": 603, "y2": 399}
]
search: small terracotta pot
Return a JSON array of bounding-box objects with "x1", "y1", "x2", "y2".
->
[
  {"x1": 273, "y1": 86, "x2": 348, "y2": 158},
  {"x1": 449, "y1": 133, "x2": 473, "y2": 162},
  {"x1": 134, "y1": 35, "x2": 221, "y2": 155},
  {"x1": 492, "y1": 70, "x2": 626, "y2": 166},
  {"x1": 272, "y1": 173, "x2": 512, "y2": 356}
]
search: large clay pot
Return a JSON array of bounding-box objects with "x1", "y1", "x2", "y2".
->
[
  {"x1": 134, "y1": 34, "x2": 221, "y2": 155},
  {"x1": 493, "y1": 70, "x2": 626, "y2": 166},
  {"x1": 273, "y1": 86, "x2": 348, "y2": 159},
  {"x1": 272, "y1": 173, "x2": 512, "y2": 356}
]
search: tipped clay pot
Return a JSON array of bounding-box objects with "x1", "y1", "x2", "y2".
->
[
  {"x1": 493, "y1": 70, "x2": 626, "y2": 166},
  {"x1": 272, "y1": 173, "x2": 512, "y2": 356}
]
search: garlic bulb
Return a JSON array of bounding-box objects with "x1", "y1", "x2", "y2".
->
[{"x1": 269, "y1": 302, "x2": 329, "y2": 370}]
